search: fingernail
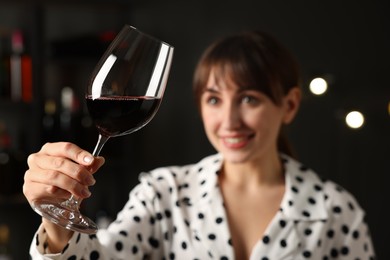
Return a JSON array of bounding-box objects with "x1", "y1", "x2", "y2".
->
[
  {"x1": 83, "y1": 155, "x2": 93, "y2": 164},
  {"x1": 85, "y1": 175, "x2": 96, "y2": 186},
  {"x1": 82, "y1": 187, "x2": 91, "y2": 197}
]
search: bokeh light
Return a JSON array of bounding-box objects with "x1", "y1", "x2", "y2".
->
[
  {"x1": 309, "y1": 77, "x2": 328, "y2": 95},
  {"x1": 345, "y1": 111, "x2": 365, "y2": 129}
]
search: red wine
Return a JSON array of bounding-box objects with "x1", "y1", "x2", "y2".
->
[{"x1": 86, "y1": 96, "x2": 161, "y2": 137}]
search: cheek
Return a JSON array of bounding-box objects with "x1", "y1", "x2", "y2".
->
[
  {"x1": 242, "y1": 109, "x2": 265, "y2": 128},
  {"x1": 201, "y1": 109, "x2": 222, "y2": 146},
  {"x1": 248, "y1": 109, "x2": 282, "y2": 134},
  {"x1": 201, "y1": 109, "x2": 217, "y2": 131}
]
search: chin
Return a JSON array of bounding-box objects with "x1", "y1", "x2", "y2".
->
[{"x1": 221, "y1": 152, "x2": 251, "y2": 164}]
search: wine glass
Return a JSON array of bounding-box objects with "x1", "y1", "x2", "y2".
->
[{"x1": 31, "y1": 25, "x2": 174, "y2": 234}]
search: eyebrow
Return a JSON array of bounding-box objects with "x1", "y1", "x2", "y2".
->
[
  {"x1": 203, "y1": 86, "x2": 220, "y2": 93},
  {"x1": 204, "y1": 86, "x2": 258, "y2": 94}
]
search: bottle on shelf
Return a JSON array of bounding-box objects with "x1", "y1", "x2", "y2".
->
[
  {"x1": 0, "y1": 121, "x2": 24, "y2": 198},
  {"x1": 0, "y1": 224, "x2": 12, "y2": 260},
  {"x1": 0, "y1": 34, "x2": 10, "y2": 99},
  {"x1": 42, "y1": 98, "x2": 58, "y2": 142},
  {"x1": 9, "y1": 30, "x2": 32, "y2": 103}
]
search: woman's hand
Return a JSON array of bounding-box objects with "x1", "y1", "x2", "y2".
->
[
  {"x1": 23, "y1": 142, "x2": 105, "y2": 253},
  {"x1": 23, "y1": 142, "x2": 104, "y2": 203}
]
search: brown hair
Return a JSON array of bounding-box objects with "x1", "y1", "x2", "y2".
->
[{"x1": 193, "y1": 30, "x2": 301, "y2": 157}]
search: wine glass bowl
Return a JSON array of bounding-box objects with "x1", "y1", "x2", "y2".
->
[
  {"x1": 31, "y1": 25, "x2": 174, "y2": 234},
  {"x1": 87, "y1": 25, "x2": 173, "y2": 140}
]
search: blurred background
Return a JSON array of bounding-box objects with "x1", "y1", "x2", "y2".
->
[{"x1": 0, "y1": 0, "x2": 388, "y2": 259}]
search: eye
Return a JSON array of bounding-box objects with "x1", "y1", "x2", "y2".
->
[
  {"x1": 241, "y1": 95, "x2": 259, "y2": 105},
  {"x1": 207, "y1": 96, "x2": 219, "y2": 105}
]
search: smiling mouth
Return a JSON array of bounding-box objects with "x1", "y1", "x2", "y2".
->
[
  {"x1": 221, "y1": 134, "x2": 254, "y2": 148},
  {"x1": 224, "y1": 137, "x2": 247, "y2": 144}
]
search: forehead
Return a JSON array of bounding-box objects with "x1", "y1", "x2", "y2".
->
[
  {"x1": 205, "y1": 68, "x2": 254, "y2": 92},
  {"x1": 206, "y1": 70, "x2": 231, "y2": 87}
]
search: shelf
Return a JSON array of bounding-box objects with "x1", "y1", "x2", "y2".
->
[
  {"x1": 0, "y1": 0, "x2": 130, "y2": 6},
  {"x1": 0, "y1": 98, "x2": 30, "y2": 108}
]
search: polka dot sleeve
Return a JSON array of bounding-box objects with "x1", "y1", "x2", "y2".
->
[
  {"x1": 322, "y1": 181, "x2": 376, "y2": 259},
  {"x1": 29, "y1": 171, "x2": 170, "y2": 259},
  {"x1": 29, "y1": 224, "x2": 92, "y2": 259}
]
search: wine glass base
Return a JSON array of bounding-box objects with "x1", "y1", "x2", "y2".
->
[{"x1": 32, "y1": 199, "x2": 98, "y2": 235}]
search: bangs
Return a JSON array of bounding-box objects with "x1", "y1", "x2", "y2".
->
[
  {"x1": 209, "y1": 48, "x2": 274, "y2": 96},
  {"x1": 194, "y1": 33, "x2": 284, "y2": 106},
  {"x1": 193, "y1": 31, "x2": 300, "y2": 107}
]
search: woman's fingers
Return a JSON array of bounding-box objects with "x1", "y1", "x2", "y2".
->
[
  {"x1": 89, "y1": 156, "x2": 105, "y2": 174},
  {"x1": 28, "y1": 152, "x2": 96, "y2": 187},
  {"x1": 24, "y1": 168, "x2": 92, "y2": 200},
  {"x1": 38, "y1": 142, "x2": 105, "y2": 174},
  {"x1": 23, "y1": 142, "x2": 106, "y2": 204},
  {"x1": 23, "y1": 175, "x2": 71, "y2": 201},
  {"x1": 40, "y1": 142, "x2": 95, "y2": 167}
]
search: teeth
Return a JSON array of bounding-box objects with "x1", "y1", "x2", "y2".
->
[{"x1": 225, "y1": 137, "x2": 245, "y2": 144}]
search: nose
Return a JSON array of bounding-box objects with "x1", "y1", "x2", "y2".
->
[{"x1": 221, "y1": 102, "x2": 242, "y2": 130}]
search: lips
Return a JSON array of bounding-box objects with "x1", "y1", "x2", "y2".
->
[
  {"x1": 221, "y1": 134, "x2": 254, "y2": 149},
  {"x1": 225, "y1": 137, "x2": 247, "y2": 144}
]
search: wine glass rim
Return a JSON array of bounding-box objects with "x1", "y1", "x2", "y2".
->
[{"x1": 123, "y1": 24, "x2": 174, "y2": 48}]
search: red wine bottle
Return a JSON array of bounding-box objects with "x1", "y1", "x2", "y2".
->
[{"x1": 10, "y1": 30, "x2": 32, "y2": 102}]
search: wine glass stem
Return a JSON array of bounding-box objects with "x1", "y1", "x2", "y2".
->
[
  {"x1": 62, "y1": 134, "x2": 109, "y2": 210},
  {"x1": 92, "y1": 134, "x2": 109, "y2": 157},
  {"x1": 61, "y1": 194, "x2": 80, "y2": 211}
]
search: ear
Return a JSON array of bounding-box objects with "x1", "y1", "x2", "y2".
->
[{"x1": 282, "y1": 87, "x2": 301, "y2": 124}]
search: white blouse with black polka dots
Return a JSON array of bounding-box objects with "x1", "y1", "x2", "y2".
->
[{"x1": 30, "y1": 154, "x2": 376, "y2": 259}]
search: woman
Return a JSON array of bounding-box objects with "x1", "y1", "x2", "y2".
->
[{"x1": 24, "y1": 30, "x2": 375, "y2": 259}]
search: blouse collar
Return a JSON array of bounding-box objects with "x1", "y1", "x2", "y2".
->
[{"x1": 193, "y1": 153, "x2": 329, "y2": 222}]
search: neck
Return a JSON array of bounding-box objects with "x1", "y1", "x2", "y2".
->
[{"x1": 220, "y1": 152, "x2": 284, "y2": 189}]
